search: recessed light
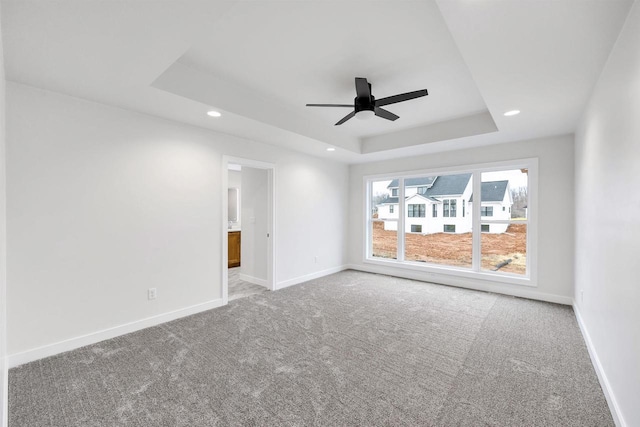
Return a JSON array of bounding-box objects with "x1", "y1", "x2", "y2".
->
[
  {"x1": 504, "y1": 110, "x2": 520, "y2": 116},
  {"x1": 207, "y1": 110, "x2": 221, "y2": 118},
  {"x1": 326, "y1": 147, "x2": 336, "y2": 152}
]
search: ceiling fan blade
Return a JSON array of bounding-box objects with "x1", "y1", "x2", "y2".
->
[
  {"x1": 335, "y1": 111, "x2": 356, "y2": 126},
  {"x1": 306, "y1": 104, "x2": 353, "y2": 107},
  {"x1": 374, "y1": 107, "x2": 399, "y2": 121},
  {"x1": 355, "y1": 77, "x2": 371, "y2": 101},
  {"x1": 375, "y1": 89, "x2": 428, "y2": 107}
]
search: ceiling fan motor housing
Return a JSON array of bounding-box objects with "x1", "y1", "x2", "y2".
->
[{"x1": 355, "y1": 95, "x2": 375, "y2": 112}]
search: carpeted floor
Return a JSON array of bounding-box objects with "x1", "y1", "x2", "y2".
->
[{"x1": 9, "y1": 270, "x2": 613, "y2": 426}]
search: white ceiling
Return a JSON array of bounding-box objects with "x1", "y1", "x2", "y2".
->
[{"x1": 1, "y1": 0, "x2": 633, "y2": 163}]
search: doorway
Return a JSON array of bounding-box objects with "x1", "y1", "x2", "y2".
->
[{"x1": 222, "y1": 156, "x2": 275, "y2": 305}]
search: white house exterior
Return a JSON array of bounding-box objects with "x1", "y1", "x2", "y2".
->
[
  {"x1": 473, "y1": 180, "x2": 513, "y2": 233},
  {"x1": 376, "y1": 175, "x2": 512, "y2": 234}
]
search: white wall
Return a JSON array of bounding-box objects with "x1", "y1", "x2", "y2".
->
[
  {"x1": 240, "y1": 167, "x2": 268, "y2": 285},
  {"x1": 348, "y1": 134, "x2": 574, "y2": 303},
  {"x1": 574, "y1": 2, "x2": 640, "y2": 425},
  {"x1": 0, "y1": 4, "x2": 8, "y2": 425},
  {"x1": 6, "y1": 83, "x2": 349, "y2": 360}
]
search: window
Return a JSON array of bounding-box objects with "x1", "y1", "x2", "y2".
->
[
  {"x1": 389, "y1": 205, "x2": 394, "y2": 213},
  {"x1": 444, "y1": 199, "x2": 457, "y2": 217},
  {"x1": 369, "y1": 179, "x2": 398, "y2": 259},
  {"x1": 417, "y1": 186, "x2": 427, "y2": 194},
  {"x1": 480, "y1": 169, "x2": 530, "y2": 276},
  {"x1": 366, "y1": 160, "x2": 534, "y2": 284},
  {"x1": 391, "y1": 188, "x2": 398, "y2": 197},
  {"x1": 408, "y1": 204, "x2": 425, "y2": 217}
]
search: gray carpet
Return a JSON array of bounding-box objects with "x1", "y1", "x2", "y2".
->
[{"x1": 9, "y1": 270, "x2": 613, "y2": 426}]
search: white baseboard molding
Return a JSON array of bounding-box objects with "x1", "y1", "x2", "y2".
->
[
  {"x1": 238, "y1": 273, "x2": 269, "y2": 289},
  {"x1": 7, "y1": 298, "x2": 224, "y2": 368},
  {"x1": 345, "y1": 263, "x2": 573, "y2": 305},
  {"x1": 2, "y1": 355, "x2": 7, "y2": 427},
  {"x1": 276, "y1": 265, "x2": 348, "y2": 290},
  {"x1": 573, "y1": 303, "x2": 625, "y2": 427}
]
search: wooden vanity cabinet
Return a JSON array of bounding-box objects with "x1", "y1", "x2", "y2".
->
[{"x1": 228, "y1": 231, "x2": 241, "y2": 268}]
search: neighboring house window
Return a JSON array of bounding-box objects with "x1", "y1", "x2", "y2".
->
[
  {"x1": 481, "y1": 224, "x2": 490, "y2": 232},
  {"x1": 408, "y1": 204, "x2": 426, "y2": 217},
  {"x1": 481, "y1": 206, "x2": 493, "y2": 217},
  {"x1": 411, "y1": 224, "x2": 422, "y2": 233},
  {"x1": 503, "y1": 206, "x2": 506, "y2": 211},
  {"x1": 389, "y1": 205, "x2": 394, "y2": 213},
  {"x1": 444, "y1": 224, "x2": 455, "y2": 233},
  {"x1": 444, "y1": 199, "x2": 457, "y2": 217},
  {"x1": 391, "y1": 188, "x2": 398, "y2": 197},
  {"x1": 432, "y1": 204, "x2": 437, "y2": 217},
  {"x1": 417, "y1": 186, "x2": 427, "y2": 195}
]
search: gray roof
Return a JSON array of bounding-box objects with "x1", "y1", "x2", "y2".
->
[
  {"x1": 469, "y1": 180, "x2": 509, "y2": 202},
  {"x1": 379, "y1": 197, "x2": 399, "y2": 204},
  {"x1": 387, "y1": 174, "x2": 471, "y2": 196},
  {"x1": 380, "y1": 176, "x2": 510, "y2": 205},
  {"x1": 382, "y1": 174, "x2": 472, "y2": 203},
  {"x1": 387, "y1": 176, "x2": 437, "y2": 189},
  {"x1": 424, "y1": 174, "x2": 471, "y2": 196}
]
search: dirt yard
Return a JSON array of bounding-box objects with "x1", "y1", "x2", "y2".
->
[{"x1": 372, "y1": 222, "x2": 527, "y2": 275}]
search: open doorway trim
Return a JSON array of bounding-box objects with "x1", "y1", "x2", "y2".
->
[{"x1": 221, "y1": 156, "x2": 276, "y2": 305}]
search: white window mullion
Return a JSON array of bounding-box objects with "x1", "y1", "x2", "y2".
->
[
  {"x1": 472, "y1": 171, "x2": 481, "y2": 271},
  {"x1": 365, "y1": 179, "x2": 372, "y2": 259},
  {"x1": 397, "y1": 177, "x2": 405, "y2": 262}
]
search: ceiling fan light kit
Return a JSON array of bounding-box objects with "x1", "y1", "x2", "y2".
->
[{"x1": 306, "y1": 77, "x2": 428, "y2": 126}]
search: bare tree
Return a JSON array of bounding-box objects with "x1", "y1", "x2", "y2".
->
[
  {"x1": 510, "y1": 187, "x2": 528, "y2": 218},
  {"x1": 371, "y1": 192, "x2": 390, "y2": 215}
]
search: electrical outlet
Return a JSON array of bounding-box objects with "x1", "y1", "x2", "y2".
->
[
  {"x1": 148, "y1": 288, "x2": 157, "y2": 300},
  {"x1": 314, "y1": 256, "x2": 319, "y2": 264}
]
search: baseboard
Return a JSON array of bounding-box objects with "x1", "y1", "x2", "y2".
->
[
  {"x1": 345, "y1": 263, "x2": 573, "y2": 305},
  {"x1": 8, "y1": 298, "x2": 224, "y2": 368},
  {"x1": 1, "y1": 356, "x2": 7, "y2": 427},
  {"x1": 276, "y1": 265, "x2": 348, "y2": 290},
  {"x1": 573, "y1": 303, "x2": 625, "y2": 427},
  {"x1": 238, "y1": 273, "x2": 269, "y2": 288}
]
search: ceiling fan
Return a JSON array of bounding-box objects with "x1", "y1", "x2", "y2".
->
[{"x1": 306, "y1": 77, "x2": 428, "y2": 126}]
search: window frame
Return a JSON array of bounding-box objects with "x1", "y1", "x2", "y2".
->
[
  {"x1": 364, "y1": 158, "x2": 537, "y2": 287},
  {"x1": 481, "y1": 206, "x2": 494, "y2": 217},
  {"x1": 408, "y1": 204, "x2": 426, "y2": 218}
]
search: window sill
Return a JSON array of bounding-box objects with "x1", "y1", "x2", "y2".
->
[{"x1": 363, "y1": 257, "x2": 536, "y2": 288}]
